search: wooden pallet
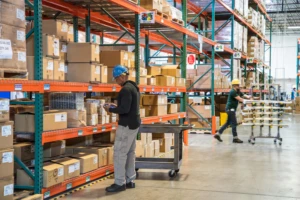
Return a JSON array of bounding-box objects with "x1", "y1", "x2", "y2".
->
[
  {"x1": 172, "y1": 18, "x2": 184, "y2": 26},
  {"x1": 151, "y1": 9, "x2": 169, "y2": 20},
  {"x1": 0, "y1": 69, "x2": 28, "y2": 80}
]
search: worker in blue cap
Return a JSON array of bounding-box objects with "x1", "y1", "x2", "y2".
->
[{"x1": 103, "y1": 65, "x2": 141, "y2": 193}]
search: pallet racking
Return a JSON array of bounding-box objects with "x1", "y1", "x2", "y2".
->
[{"x1": 297, "y1": 38, "x2": 300, "y2": 95}]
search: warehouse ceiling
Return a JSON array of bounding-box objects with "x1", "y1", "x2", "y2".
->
[{"x1": 265, "y1": 0, "x2": 300, "y2": 34}]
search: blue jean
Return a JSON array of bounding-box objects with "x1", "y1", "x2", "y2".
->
[{"x1": 218, "y1": 110, "x2": 238, "y2": 137}]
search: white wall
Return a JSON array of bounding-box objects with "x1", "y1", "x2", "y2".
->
[{"x1": 265, "y1": 34, "x2": 298, "y2": 80}]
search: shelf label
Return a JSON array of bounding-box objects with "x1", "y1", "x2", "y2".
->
[
  {"x1": 44, "y1": 191, "x2": 50, "y2": 198},
  {"x1": 167, "y1": 88, "x2": 170, "y2": 92},
  {"x1": 106, "y1": 170, "x2": 110, "y2": 175},
  {"x1": 140, "y1": 11, "x2": 155, "y2": 24},
  {"x1": 112, "y1": 86, "x2": 116, "y2": 92},
  {"x1": 14, "y1": 84, "x2": 22, "y2": 91},
  {"x1": 258, "y1": 62, "x2": 263, "y2": 68},
  {"x1": 93, "y1": 127, "x2": 97, "y2": 133},
  {"x1": 102, "y1": 126, "x2": 106, "y2": 131},
  {"x1": 247, "y1": 57, "x2": 254, "y2": 63},
  {"x1": 233, "y1": 52, "x2": 241, "y2": 59},
  {"x1": 214, "y1": 44, "x2": 224, "y2": 52},
  {"x1": 88, "y1": 85, "x2": 93, "y2": 91},
  {"x1": 112, "y1": 124, "x2": 116, "y2": 130},
  {"x1": 152, "y1": 87, "x2": 155, "y2": 92},
  {"x1": 66, "y1": 183, "x2": 72, "y2": 190},
  {"x1": 78, "y1": 130, "x2": 83, "y2": 136},
  {"x1": 44, "y1": 84, "x2": 50, "y2": 91},
  {"x1": 178, "y1": 115, "x2": 181, "y2": 119},
  {"x1": 161, "y1": 89, "x2": 164, "y2": 92},
  {"x1": 159, "y1": 117, "x2": 162, "y2": 122},
  {"x1": 86, "y1": 176, "x2": 91, "y2": 182},
  {"x1": 143, "y1": 87, "x2": 146, "y2": 92}
]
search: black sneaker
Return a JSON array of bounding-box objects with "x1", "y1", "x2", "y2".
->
[
  {"x1": 105, "y1": 184, "x2": 126, "y2": 192},
  {"x1": 233, "y1": 138, "x2": 243, "y2": 143},
  {"x1": 214, "y1": 134, "x2": 223, "y2": 142},
  {"x1": 126, "y1": 181, "x2": 135, "y2": 189}
]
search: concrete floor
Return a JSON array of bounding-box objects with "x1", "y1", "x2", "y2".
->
[{"x1": 60, "y1": 114, "x2": 300, "y2": 200}]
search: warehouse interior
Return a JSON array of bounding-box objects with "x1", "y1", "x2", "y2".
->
[{"x1": 0, "y1": 0, "x2": 299, "y2": 200}]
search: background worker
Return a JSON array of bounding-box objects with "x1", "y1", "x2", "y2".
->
[
  {"x1": 214, "y1": 79, "x2": 256, "y2": 143},
  {"x1": 103, "y1": 65, "x2": 141, "y2": 193},
  {"x1": 291, "y1": 85, "x2": 297, "y2": 100}
]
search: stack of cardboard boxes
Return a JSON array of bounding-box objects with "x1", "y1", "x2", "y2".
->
[
  {"x1": 248, "y1": 7, "x2": 258, "y2": 29},
  {"x1": 0, "y1": 0, "x2": 27, "y2": 78},
  {"x1": 141, "y1": 95, "x2": 168, "y2": 116},
  {"x1": 247, "y1": 36, "x2": 259, "y2": 59},
  {"x1": 295, "y1": 97, "x2": 300, "y2": 114},
  {"x1": 0, "y1": 99, "x2": 14, "y2": 200}
]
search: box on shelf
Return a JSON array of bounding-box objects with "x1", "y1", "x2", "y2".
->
[
  {"x1": 43, "y1": 140, "x2": 66, "y2": 158},
  {"x1": 152, "y1": 140, "x2": 160, "y2": 156},
  {"x1": 54, "y1": 60, "x2": 65, "y2": 81},
  {"x1": 51, "y1": 157, "x2": 80, "y2": 180},
  {"x1": 101, "y1": 65, "x2": 108, "y2": 83},
  {"x1": 27, "y1": 34, "x2": 59, "y2": 58},
  {"x1": 73, "y1": 146, "x2": 108, "y2": 168},
  {"x1": 140, "y1": 76, "x2": 147, "y2": 85},
  {"x1": 147, "y1": 66, "x2": 161, "y2": 76},
  {"x1": 140, "y1": 67, "x2": 147, "y2": 76},
  {"x1": 0, "y1": 46, "x2": 27, "y2": 73},
  {"x1": 155, "y1": 75, "x2": 175, "y2": 87},
  {"x1": 188, "y1": 105, "x2": 211, "y2": 118},
  {"x1": 175, "y1": 78, "x2": 186, "y2": 87},
  {"x1": 140, "y1": 0, "x2": 163, "y2": 12},
  {"x1": 16, "y1": 168, "x2": 34, "y2": 187},
  {"x1": 14, "y1": 142, "x2": 34, "y2": 161},
  {"x1": 147, "y1": 76, "x2": 156, "y2": 85},
  {"x1": 144, "y1": 141, "x2": 154, "y2": 157},
  {"x1": 159, "y1": 138, "x2": 172, "y2": 153},
  {"x1": 65, "y1": 135, "x2": 93, "y2": 146},
  {"x1": 140, "y1": 107, "x2": 145, "y2": 118},
  {"x1": 142, "y1": 95, "x2": 167, "y2": 105},
  {"x1": 144, "y1": 105, "x2": 168, "y2": 116},
  {"x1": 140, "y1": 133, "x2": 152, "y2": 145},
  {"x1": 67, "y1": 24, "x2": 74, "y2": 42},
  {"x1": 167, "y1": 104, "x2": 178, "y2": 114},
  {"x1": 0, "y1": 121, "x2": 13, "y2": 150},
  {"x1": 0, "y1": 149, "x2": 14, "y2": 179},
  {"x1": 135, "y1": 140, "x2": 144, "y2": 157},
  {"x1": 67, "y1": 42, "x2": 100, "y2": 63},
  {"x1": 100, "y1": 50, "x2": 130, "y2": 67},
  {"x1": 60, "y1": 41, "x2": 67, "y2": 61},
  {"x1": 71, "y1": 153, "x2": 98, "y2": 174},
  {"x1": 67, "y1": 63, "x2": 101, "y2": 83},
  {"x1": 0, "y1": 177, "x2": 14, "y2": 200},
  {"x1": 0, "y1": 1, "x2": 25, "y2": 28},
  {"x1": 85, "y1": 102, "x2": 98, "y2": 115},
  {"x1": 43, "y1": 162, "x2": 65, "y2": 187},
  {"x1": 161, "y1": 65, "x2": 181, "y2": 77},
  {"x1": 42, "y1": 20, "x2": 69, "y2": 41},
  {"x1": 93, "y1": 131, "x2": 116, "y2": 143},
  {"x1": 63, "y1": 109, "x2": 86, "y2": 128},
  {"x1": 15, "y1": 111, "x2": 67, "y2": 132},
  {"x1": 92, "y1": 144, "x2": 114, "y2": 165},
  {"x1": 0, "y1": 99, "x2": 9, "y2": 123},
  {"x1": 0, "y1": 23, "x2": 26, "y2": 49},
  {"x1": 27, "y1": 56, "x2": 54, "y2": 80},
  {"x1": 87, "y1": 114, "x2": 98, "y2": 126}
]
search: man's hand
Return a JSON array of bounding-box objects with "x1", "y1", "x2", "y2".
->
[{"x1": 103, "y1": 104, "x2": 111, "y2": 112}]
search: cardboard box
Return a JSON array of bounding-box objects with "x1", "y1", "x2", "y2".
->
[
  {"x1": 43, "y1": 140, "x2": 66, "y2": 158},
  {"x1": 167, "y1": 104, "x2": 178, "y2": 114},
  {"x1": 60, "y1": 41, "x2": 67, "y2": 61},
  {"x1": 22, "y1": 194, "x2": 43, "y2": 200},
  {"x1": 15, "y1": 111, "x2": 67, "y2": 132},
  {"x1": 140, "y1": 0, "x2": 163, "y2": 11},
  {"x1": 144, "y1": 105, "x2": 167, "y2": 116},
  {"x1": 140, "y1": 133, "x2": 152, "y2": 145},
  {"x1": 0, "y1": 23, "x2": 26, "y2": 49},
  {"x1": 27, "y1": 34, "x2": 59, "y2": 57},
  {"x1": 0, "y1": 177, "x2": 14, "y2": 200},
  {"x1": 175, "y1": 78, "x2": 186, "y2": 87},
  {"x1": 51, "y1": 157, "x2": 80, "y2": 180},
  {"x1": 0, "y1": 46, "x2": 27, "y2": 72},
  {"x1": 67, "y1": 63, "x2": 101, "y2": 83},
  {"x1": 0, "y1": 99, "x2": 9, "y2": 123},
  {"x1": 142, "y1": 95, "x2": 167, "y2": 105},
  {"x1": 54, "y1": 60, "x2": 65, "y2": 81},
  {"x1": 188, "y1": 105, "x2": 211, "y2": 118},
  {"x1": 135, "y1": 140, "x2": 144, "y2": 157},
  {"x1": 63, "y1": 109, "x2": 86, "y2": 128},
  {"x1": 100, "y1": 50, "x2": 130, "y2": 67},
  {"x1": 43, "y1": 20, "x2": 69, "y2": 41},
  {"x1": 67, "y1": 24, "x2": 74, "y2": 42},
  {"x1": 101, "y1": 65, "x2": 108, "y2": 83},
  {"x1": 43, "y1": 162, "x2": 65, "y2": 187},
  {"x1": 0, "y1": 149, "x2": 14, "y2": 179},
  {"x1": 140, "y1": 76, "x2": 147, "y2": 85},
  {"x1": 92, "y1": 144, "x2": 114, "y2": 165},
  {"x1": 161, "y1": 65, "x2": 181, "y2": 77},
  {"x1": 73, "y1": 146, "x2": 108, "y2": 168},
  {"x1": 152, "y1": 133, "x2": 173, "y2": 139},
  {"x1": 27, "y1": 56, "x2": 54, "y2": 80},
  {"x1": 16, "y1": 169, "x2": 34, "y2": 186},
  {"x1": 140, "y1": 108, "x2": 145, "y2": 118},
  {"x1": 159, "y1": 138, "x2": 172, "y2": 153},
  {"x1": 0, "y1": 121, "x2": 13, "y2": 149},
  {"x1": 93, "y1": 131, "x2": 116, "y2": 143},
  {"x1": 0, "y1": 1, "x2": 25, "y2": 28},
  {"x1": 72, "y1": 153, "x2": 98, "y2": 174},
  {"x1": 152, "y1": 140, "x2": 160, "y2": 157},
  {"x1": 144, "y1": 141, "x2": 155, "y2": 157},
  {"x1": 67, "y1": 42, "x2": 100, "y2": 63},
  {"x1": 98, "y1": 115, "x2": 106, "y2": 125},
  {"x1": 147, "y1": 66, "x2": 161, "y2": 76},
  {"x1": 87, "y1": 114, "x2": 98, "y2": 126},
  {"x1": 147, "y1": 77, "x2": 156, "y2": 85},
  {"x1": 14, "y1": 143, "x2": 34, "y2": 161},
  {"x1": 85, "y1": 102, "x2": 98, "y2": 115},
  {"x1": 156, "y1": 75, "x2": 175, "y2": 86},
  {"x1": 65, "y1": 135, "x2": 93, "y2": 146}
]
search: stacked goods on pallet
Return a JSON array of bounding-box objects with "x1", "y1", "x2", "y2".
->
[
  {"x1": 100, "y1": 50, "x2": 136, "y2": 83},
  {"x1": 243, "y1": 27, "x2": 248, "y2": 55},
  {"x1": 260, "y1": 14, "x2": 266, "y2": 35},
  {"x1": 187, "y1": 65, "x2": 230, "y2": 89},
  {"x1": 295, "y1": 97, "x2": 300, "y2": 114},
  {"x1": 234, "y1": 21, "x2": 243, "y2": 52},
  {"x1": 0, "y1": 0, "x2": 27, "y2": 80},
  {"x1": 215, "y1": 96, "x2": 227, "y2": 117},
  {"x1": 247, "y1": 36, "x2": 259, "y2": 59},
  {"x1": 222, "y1": 0, "x2": 248, "y2": 19},
  {"x1": 248, "y1": 7, "x2": 258, "y2": 29},
  {"x1": 85, "y1": 97, "x2": 114, "y2": 125},
  {"x1": 141, "y1": 95, "x2": 168, "y2": 116},
  {"x1": 140, "y1": 0, "x2": 163, "y2": 13},
  {"x1": 258, "y1": 40, "x2": 265, "y2": 62},
  {"x1": 0, "y1": 98, "x2": 14, "y2": 199},
  {"x1": 245, "y1": 71, "x2": 255, "y2": 88}
]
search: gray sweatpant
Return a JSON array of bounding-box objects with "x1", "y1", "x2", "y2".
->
[{"x1": 114, "y1": 125, "x2": 139, "y2": 186}]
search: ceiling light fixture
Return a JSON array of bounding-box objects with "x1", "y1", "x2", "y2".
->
[{"x1": 287, "y1": 26, "x2": 300, "y2": 29}]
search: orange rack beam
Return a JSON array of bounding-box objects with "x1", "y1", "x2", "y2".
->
[
  {"x1": 42, "y1": 165, "x2": 114, "y2": 199},
  {"x1": 297, "y1": 55, "x2": 300, "y2": 59},
  {"x1": 140, "y1": 85, "x2": 186, "y2": 92},
  {"x1": 42, "y1": 113, "x2": 186, "y2": 144},
  {"x1": 253, "y1": 0, "x2": 272, "y2": 22},
  {"x1": 189, "y1": 88, "x2": 269, "y2": 93},
  {"x1": 216, "y1": 0, "x2": 271, "y2": 45}
]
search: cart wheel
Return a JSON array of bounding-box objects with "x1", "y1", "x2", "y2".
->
[
  {"x1": 280, "y1": 138, "x2": 283, "y2": 142},
  {"x1": 175, "y1": 169, "x2": 180, "y2": 173},
  {"x1": 248, "y1": 139, "x2": 251, "y2": 143},
  {"x1": 279, "y1": 142, "x2": 282, "y2": 146},
  {"x1": 135, "y1": 168, "x2": 139, "y2": 172},
  {"x1": 253, "y1": 138, "x2": 256, "y2": 141},
  {"x1": 274, "y1": 139, "x2": 277, "y2": 143},
  {"x1": 252, "y1": 142, "x2": 255, "y2": 145},
  {"x1": 169, "y1": 170, "x2": 177, "y2": 178}
]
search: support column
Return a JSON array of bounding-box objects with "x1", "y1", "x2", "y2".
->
[
  {"x1": 33, "y1": 0, "x2": 44, "y2": 194},
  {"x1": 269, "y1": 21, "x2": 272, "y2": 84},
  {"x1": 85, "y1": 5, "x2": 91, "y2": 42},
  {"x1": 211, "y1": 0, "x2": 216, "y2": 134},
  {"x1": 173, "y1": 46, "x2": 176, "y2": 64},
  {"x1": 73, "y1": 16, "x2": 78, "y2": 42},
  {"x1": 144, "y1": 34, "x2": 149, "y2": 67},
  {"x1": 135, "y1": 1, "x2": 140, "y2": 84},
  {"x1": 230, "y1": 2, "x2": 235, "y2": 80}
]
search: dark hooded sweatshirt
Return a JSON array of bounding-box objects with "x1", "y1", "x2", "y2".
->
[{"x1": 109, "y1": 81, "x2": 141, "y2": 130}]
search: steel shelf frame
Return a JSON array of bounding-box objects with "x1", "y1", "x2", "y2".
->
[{"x1": 297, "y1": 38, "x2": 300, "y2": 95}]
